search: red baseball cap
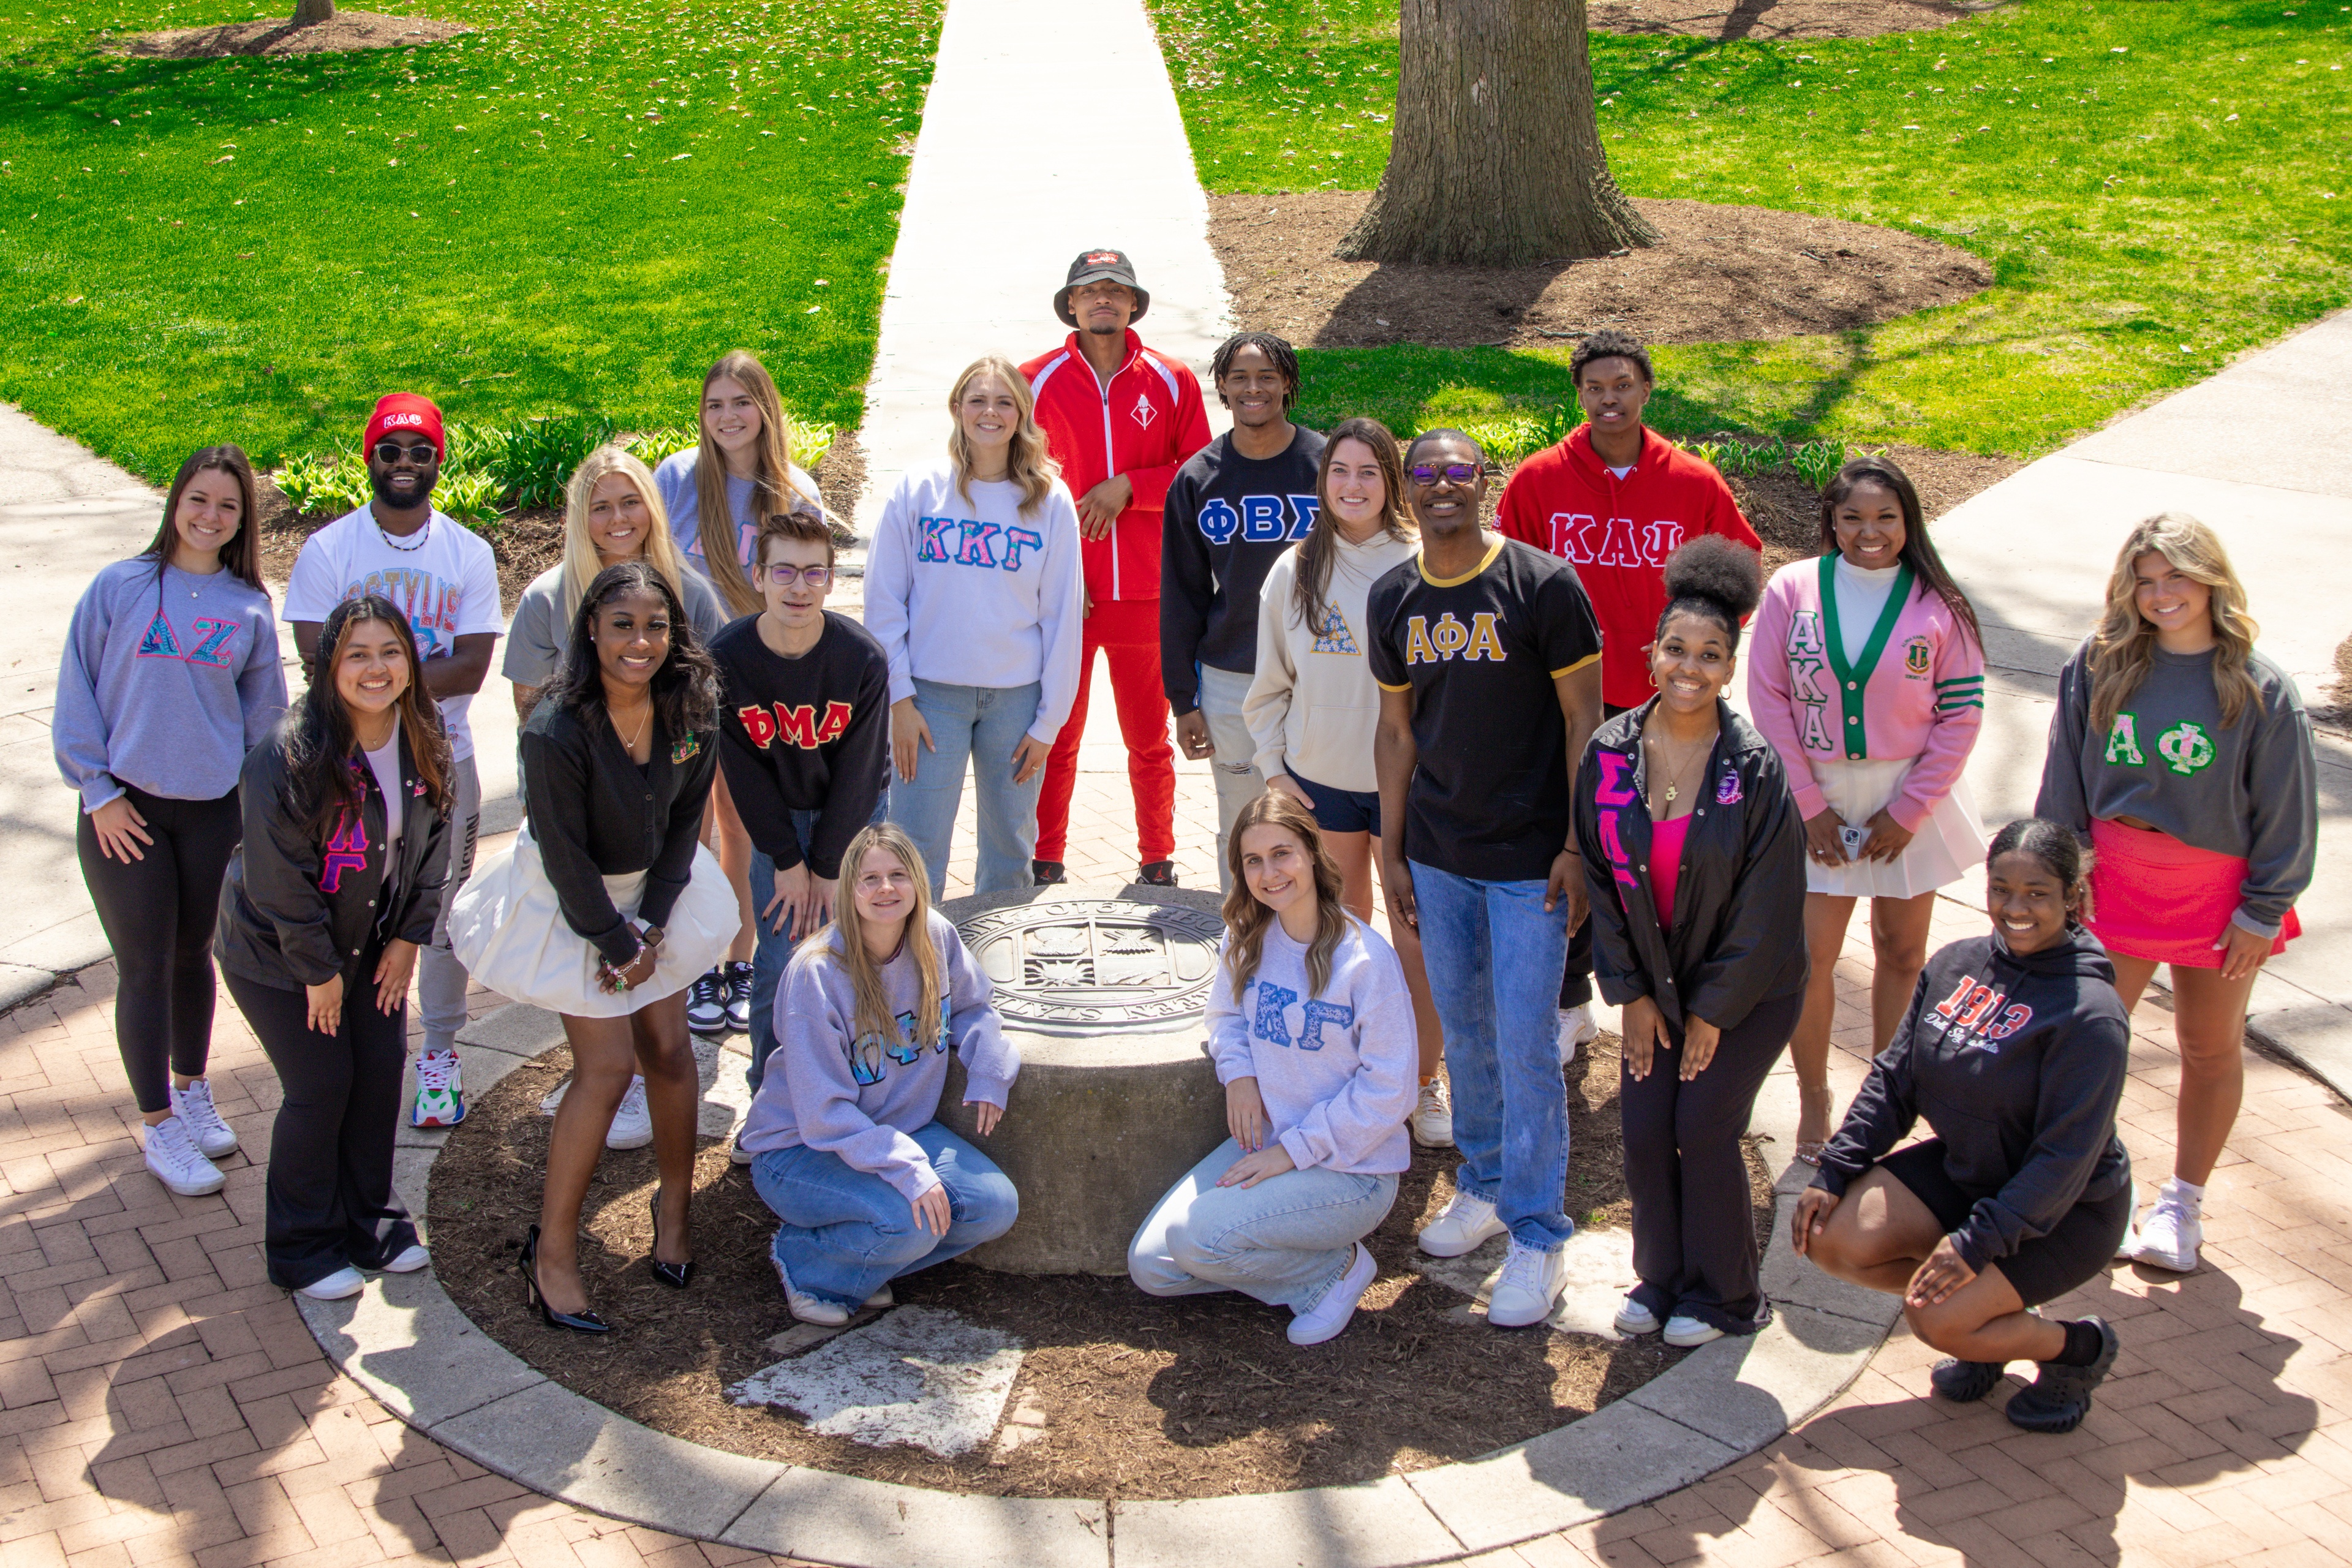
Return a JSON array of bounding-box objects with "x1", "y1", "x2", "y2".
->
[{"x1": 363, "y1": 393, "x2": 445, "y2": 460}]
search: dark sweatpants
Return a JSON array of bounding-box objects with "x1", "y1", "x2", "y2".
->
[
  {"x1": 1621, "y1": 988, "x2": 1805, "y2": 1336},
  {"x1": 225, "y1": 952, "x2": 418, "y2": 1291}
]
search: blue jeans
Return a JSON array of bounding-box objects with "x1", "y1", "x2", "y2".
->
[
  {"x1": 1128, "y1": 1137, "x2": 1398, "y2": 1312},
  {"x1": 746, "y1": 802, "x2": 888, "y2": 1096},
  {"x1": 1410, "y1": 860, "x2": 1574, "y2": 1251},
  {"x1": 888, "y1": 678, "x2": 1046, "y2": 899},
  {"x1": 750, "y1": 1121, "x2": 1019, "y2": 1308}
]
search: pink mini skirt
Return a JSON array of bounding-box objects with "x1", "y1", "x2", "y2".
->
[{"x1": 2086, "y1": 818, "x2": 2298, "y2": 968}]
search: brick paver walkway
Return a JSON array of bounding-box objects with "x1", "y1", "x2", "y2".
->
[{"x1": 7, "y1": 734, "x2": 2349, "y2": 1568}]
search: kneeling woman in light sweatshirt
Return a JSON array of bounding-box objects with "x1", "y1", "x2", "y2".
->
[
  {"x1": 1129, "y1": 792, "x2": 1419, "y2": 1345},
  {"x1": 737, "y1": 823, "x2": 1020, "y2": 1325}
]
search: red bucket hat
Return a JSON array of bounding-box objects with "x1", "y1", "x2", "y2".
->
[{"x1": 363, "y1": 393, "x2": 446, "y2": 460}]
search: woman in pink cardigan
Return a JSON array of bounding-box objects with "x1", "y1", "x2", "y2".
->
[{"x1": 1749, "y1": 457, "x2": 1988, "y2": 1163}]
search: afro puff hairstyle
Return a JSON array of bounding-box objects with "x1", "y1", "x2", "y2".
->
[{"x1": 1654, "y1": 533, "x2": 1765, "y2": 650}]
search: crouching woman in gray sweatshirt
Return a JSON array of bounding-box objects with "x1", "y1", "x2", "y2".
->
[
  {"x1": 737, "y1": 823, "x2": 1020, "y2": 1325},
  {"x1": 1129, "y1": 792, "x2": 1419, "y2": 1346}
]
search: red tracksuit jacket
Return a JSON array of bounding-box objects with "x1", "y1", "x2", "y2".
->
[
  {"x1": 1496, "y1": 425, "x2": 1762, "y2": 710},
  {"x1": 1022, "y1": 330, "x2": 1212, "y2": 606}
]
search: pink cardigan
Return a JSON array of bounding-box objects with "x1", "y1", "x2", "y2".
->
[{"x1": 1747, "y1": 556, "x2": 1984, "y2": 832}]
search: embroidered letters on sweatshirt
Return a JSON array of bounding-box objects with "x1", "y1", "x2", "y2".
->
[
  {"x1": 916, "y1": 514, "x2": 1046, "y2": 572},
  {"x1": 1191, "y1": 493, "x2": 1321, "y2": 546}
]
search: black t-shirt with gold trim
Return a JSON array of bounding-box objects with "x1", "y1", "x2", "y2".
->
[{"x1": 1368, "y1": 535, "x2": 1602, "y2": 882}]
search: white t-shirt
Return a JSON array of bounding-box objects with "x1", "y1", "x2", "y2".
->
[
  {"x1": 362, "y1": 733, "x2": 404, "y2": 869},
  {"x1": 1832, "y1": 555, "x2": 1904, "y2": 668},
  {"x1": 284, "y1": 508, "x2": 504, "y2": 760}
]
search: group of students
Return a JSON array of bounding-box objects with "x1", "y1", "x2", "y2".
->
[{"x1": 57, "y1": 246, "x2": 2318, "y2": 1432}]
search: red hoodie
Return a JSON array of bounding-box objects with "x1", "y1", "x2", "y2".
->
[
  {"x1": 1496, "y1": 425, "x2": 1762, "y2": 710},
  {"x1": 1022, "y1": 330, "x2": 1212, "y2": 605}
]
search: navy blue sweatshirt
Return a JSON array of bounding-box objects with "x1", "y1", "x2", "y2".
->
[{"x1": 1160, "y1": 426, "x2": 1326, "y2": 712}]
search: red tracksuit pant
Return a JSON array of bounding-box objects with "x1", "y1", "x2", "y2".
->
[{"x1": 1035, "y1": 597, "x2": 1176, "y2": 865}]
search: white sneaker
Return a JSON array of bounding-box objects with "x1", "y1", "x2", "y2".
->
[
  {"x1": 1664, "y1": 1314, "x2": 1725, "y2": 1347},
  {"x1": 170, "y1": 1079, "x2": 238, "y2": 1159},
  {"x1": 1417, "y1": 1190, "x2": 1506, "y2": 1258},
  {"x1": 2114, "y1": 1202, "x2": 2139, "y2": 1262},
  {"x1": 731, "y1": 1129, "x2": 755, "y2": 1167},
  {"x1": 774, "y1": 1255, "x2": 849, "y2": 1325},
  {"x1": 864, "y1": 1283, "x2": 895, "y2": 1310},
  {"x1": 380, "y1": 1245, "x2": 431, "y2": 1274},
  {"x1": 1488, "y1": 1239, "x2": 1570, "y2": 1328},
  {"x1": 143, "y1": 1116, "x2": 226, "y2": 1197},
  {"x1": 1289, "y1": 1243, "x2": 1377, "y2": 1346},
  {"x1": 1409, "y1": 1079, "x2": 1455, "y2": 1148},
  {"x1": 297, "y1": 1267, "x2": 366, "y2": 1300},
  {"x1": 606, "y1": 1077, "x2": 653, "y2": 1150},
  {"x1": 1557, "y1": 1004, "x2": 1599, "y2": 1066},
  {"x1": 2127, "y1": 1193, "x2": 2203, "y2": 1273},
  {"x1": 1613, "y1": 1294, "x2": 1662, "y2": 1336}
]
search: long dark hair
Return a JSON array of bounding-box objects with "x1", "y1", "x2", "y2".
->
[
  {"x1": 140, "y1": 446, "x2": 266, "y2": 594},
  {"x1": 1817, "y1": 456, "x2": 1981, "y2": 650},
  {"x1": 1221, "y1": 792, "x2": 1351, "y2": 1003},
  {"x1": 286, "y1": 596, "x2": 453, "y2": 844},
  {"x1": 1295, "y1": 417, "x2": 1413, "y2": 630},
  {"x1": 542, "y1": 559, "x2": 719, "y2": 738}
]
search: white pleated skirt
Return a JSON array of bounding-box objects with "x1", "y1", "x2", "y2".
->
[
  {"x1": 449, "y1": 828, "x2": 741, "y2": 1017},
  {"x1": 1804, "y1": 756, "x2": 1988, "y2": 900}
]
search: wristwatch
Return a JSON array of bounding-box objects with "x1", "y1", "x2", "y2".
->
[{"x1": 639, "y1": 925, "x2": 666, "y2": 951}]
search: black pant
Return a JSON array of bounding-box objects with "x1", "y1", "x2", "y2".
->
[
  {"x1": 1558, "y1": 702, "x2": 1634, "y2": 1012},
  {"x1": 225, "y1": 953, "x2": 417, "y2": 1290},
  {"x1": 1621, "y1": 987, "x2": 1805, "y2": 1336},
  {"x1": 78, "y1": 786, "x2": 243, "y2": 1114}
]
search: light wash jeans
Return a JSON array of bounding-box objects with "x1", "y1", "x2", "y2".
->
[
  {"x1": 1409, "y1": 860, "x2": 1575, "y2": 1251},
  {"x1": 750, "y1": 1121, "x2": 1018, "y2": 1308},
  {"x1": 418, "y1": 755, "x2": 480, "y2": 1055},
  {"x1": 888, "y1": 678, "x2": 1046, "y2": 899},
  {"x1": 1128, "y1": 1137, "x2": 1398, "y2": 1312},
  {"x1": 1195, "y1": 663, "x2": 1264, "y2": 892},
  {"x1": 746, "y1": 801, "x2": 889, "y2": 1096}
]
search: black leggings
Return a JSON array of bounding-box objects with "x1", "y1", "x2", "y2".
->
[
  {"x1": 225, "y1": 954, "x2": 418, "y2": 1290},
  {"x1": 78, "y1": 786, "x2": 243, "y2": 1114}
]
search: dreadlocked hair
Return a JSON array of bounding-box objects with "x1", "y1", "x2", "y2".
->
[{"x1": 1210, "y1": 331, "x2": 1301, "y2": 410}]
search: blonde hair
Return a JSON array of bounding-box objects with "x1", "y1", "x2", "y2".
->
[
  {"x1": 1221, "y1": 793, "x2": 1350, "y2": 1003},
  {"x1": 694, "y1": 350, "x2": 825, "y2": 617},
  {"x1": 805, "y1": 824, "x2": 945, "y2": 1062},
  {"x1": 947, "y1": 356, "x2": 1060, "y2": 517},
  {"x1": 560, "y1": 446, "x2": 695, "y2": 627},
  {"x1": 2089, "y1": 512, "x2": 2265, "y2": 734}
]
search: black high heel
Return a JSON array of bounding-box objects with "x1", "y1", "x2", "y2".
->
[
  {"x1": 648, "y1": 1192, "x2": 694, "y2": 1289},
  {"x1": 519, "y1": 1224, "x2": 612, "y2": 1333}
]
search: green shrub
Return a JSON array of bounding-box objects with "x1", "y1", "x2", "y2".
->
[
  {"x1": 623, "y1": 427, "x2": 699, "y2": 469},
  {"x1": 432, "y1": 470, "x2": 507, "y2": 533},
  {"x1": 1791, "y1": 440, "x2": 1849, "y2": 491},
  {"x1": 270, "y1": 451, "x2": 371, "y2": 517}
]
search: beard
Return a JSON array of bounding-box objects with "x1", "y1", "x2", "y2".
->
[{"x1": 369, "y1": 466, "x2": 435, "y2": 508}]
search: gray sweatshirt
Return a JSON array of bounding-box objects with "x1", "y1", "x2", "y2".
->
[
  {"x1": 2036, "y1": 638, "x2": 2317, "y2": 937},
  {"x1": 739, "y1": 910, "x2": 1019, "y2": 1200},
  {"x1": 55, "y1": 559, "x2": 288, "y2": 812},
  {"x1": 1207, "y1": 915, "x2": 1419, "y2": 1175}
]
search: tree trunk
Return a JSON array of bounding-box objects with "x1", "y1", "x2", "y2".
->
[
  {"x1": 291, "y1": 0, "x2": 334, "y2": 24},
  {"x1": 1340, "y1": 0, "x2": 1656, "y2": 267}
]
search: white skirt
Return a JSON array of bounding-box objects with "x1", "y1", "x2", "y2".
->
[
  {"x1": 449, "y1": 828, "x2": 741, "y2": 1017},
  {"x1": 1804, "y1": 756, "x2": 1988, "y2": 900}
]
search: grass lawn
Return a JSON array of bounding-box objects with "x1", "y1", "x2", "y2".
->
[
  {"x1": 1148, "y1": 0, "x2": 2350, "y2": 455},
  {"x1": 0, "y1": 0, "x2": 942, "y2": 481}
]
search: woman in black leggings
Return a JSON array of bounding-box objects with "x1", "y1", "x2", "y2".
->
[
  {"x1": 216, "y1": 597, "x2": 453, "y2": 1300},
  {"x1": 54, "y1": 447, "x2": 287, "y2": 1197}
]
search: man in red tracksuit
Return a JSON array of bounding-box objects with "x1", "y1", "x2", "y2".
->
[
  {"x1": 1495, "y1": 328, "x2": 1763, "y2": 1062},
  {"x1": 1022, "y1": 248, "x2": 1213, "y2": 887}
]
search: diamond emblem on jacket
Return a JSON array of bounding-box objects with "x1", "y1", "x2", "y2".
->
[
  {"x1": 1131, "y1": 392, "x2": 1158, "y2": 429},
  {"x1": 961, "y1": 899, "x2": 1224, "y2": 1033}
]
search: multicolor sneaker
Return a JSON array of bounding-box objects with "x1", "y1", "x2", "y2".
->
[
  {"x1": 170, "y1": 1077, "x2": 239, "y2": 1159},
  {"x1": 687, "y1": 969, "x2": 729, "y2": 1036},
  {"x1": 725, "y1": 961, "x2": 755, "y2": 1033},
  {"x1": 411, "y1": 1049, "x2": 466, "y2": 1128},
  {"x1": 1137, "y1": 861, "x2": 1179, "y2": 887},
  {"x1": 1031, "y1": 859, "x2": 1068, "y2": 887}
]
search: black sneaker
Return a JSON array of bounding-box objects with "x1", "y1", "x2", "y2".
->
[
  {"x1": 1929, "y1": 1357, "x2": 2005, "y2": 1403},
  {"x1": 1137, "y1": 861, "x2": 1178, "y2": 887},
  {"x1": 2005, "y1": 1318, "x2": 2119, "y2": 1433},
  {"x1": 686, "y1": 969, "x2": 728, "y2": 1036},
  {"x1": 1032, "y1": 859, "x2": 1068, "y2": 886},
  {"x1": 724, "y1": 960, "x2": 755, "y2": 1033}
]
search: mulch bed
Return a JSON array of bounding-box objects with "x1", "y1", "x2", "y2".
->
[
  {"x1": 1213, "y1": 194, "x2": 1991, "y2": 352},
  {"x1": 115, "y1": 10, "x2": 472, "y2": 58},
  {"x1": 1721, "y1": 445, "x2": 2024, "y2": 576},
  {"x1": 1590, "y1": 0, "x2": 2001, "y2": 39},
  {"x1": 425, "y1": 1030, "x2": 1777, "y2": 1501}
]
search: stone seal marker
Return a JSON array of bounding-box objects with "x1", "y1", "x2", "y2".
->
[{"x1": 934, "y1": 883, "x2": 1229, "y2": 1274}]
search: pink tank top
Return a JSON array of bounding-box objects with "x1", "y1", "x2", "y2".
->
[{"x1": 1651, "y1": 813, "x2": 1693, "y2": 932}]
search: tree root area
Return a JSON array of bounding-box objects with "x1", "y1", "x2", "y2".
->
[
  {"x1": 1591, "y1": 0, "x2": 2002, "y2": 39},
  {"x1": 115, "y1": 12, "x2": 472, "y2": 58}
]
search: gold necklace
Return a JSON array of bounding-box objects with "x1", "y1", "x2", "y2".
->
[
  {"x1": 612, "y1": 702, "x2": 652, "y2": 755},
  {"x1": 1643, "y1": 730, "x2": 1711, "y2": 810}
]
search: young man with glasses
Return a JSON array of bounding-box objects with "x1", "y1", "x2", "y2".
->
[
  {"x1": 711, "y1": 511, "x2": 891, "y2": 1141},
  {"x1": 1371, "y1": 430, "x2": 1604, "y2": 1329},
  {"x1": 285, "y1": 394, "x2": 502, "y2": 1129},
  {"x1": 1022, "y1": 249, "x2": 1212, "y2": 888}
]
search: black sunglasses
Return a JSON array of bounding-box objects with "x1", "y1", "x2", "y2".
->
[
  {"x1": 1408, "y1": 462, "x2": 1483, "y2": 485},
  {"x1": 373, "y1": 440, "x2": 439, "y2": 466}
]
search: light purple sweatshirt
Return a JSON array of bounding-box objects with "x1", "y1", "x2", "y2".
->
[
  {"x1": 1207, "y1": 914, "x2": 1419, "y2": 1176},
  {"x1": 740, "y1": 910, "x2": 1019, "y2": 1200}
]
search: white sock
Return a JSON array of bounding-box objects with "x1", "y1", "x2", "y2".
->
[{"x1": 2161, "y1": 1177, "x2": 2206, "y2": 1212}]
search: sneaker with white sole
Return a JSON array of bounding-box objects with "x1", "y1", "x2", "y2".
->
[
  {"x1": 1613, "y1": 1294, "x2": 1662, "y2": 1336},
  {"x1": 1664, "y1": 1314, "x2": 1725, "y2": 1347},
  {"x1": 687, "y1": 970, "x2": 729, "y2": 1036},
  {"x1": 380, "y1": 1245, "x2": 431, "y2": 1274},
  {"x1": 1409, "y1": 1079, "x2": 1455, "y2": 1148},
  {"x1": 774, "y1": 1254, "x2": 849, "y2": 1325},
  {"x1": 411, "y1": 1049, "x2": 466, "y2": 1128},
  {"x1": 143, "y1": 1115, "x2": 227, "y2": 1197},
  {"x1": 170, "y1": 1079, "x2": 238, "y2": 1159},
  {"x1": 1289, "y1": 1243, "x2": 1378, "y2": 1346},
  {"x1": 297, "y1": 1266, "x2": 366, "y2": 1300},
  {"x1": 606, "y1": 1077, "x2": 653, "y2": 1150},
  {"x1": 1557, "y1": 1003, "x2": 1599, "y2": 1066},
  {"x1": 1417, "y1": 1190, "x2": 1506, "y2": 1258},
  {"x1": 731, "y1": 1129, "x2": 755, "y2": 1167},
  {"x1": 2114, "y1": 1202, "x2": 2138, "y2": 1262},
  {"x1": 725, "y1": 961, "x2": 755, "y2": 1033},
  {"x1": 2127, "y1": 1192, "x2": 2203, "y2": 1273},
  {"x1": 1488, "y1": 1239, "x2": 1570, "y2": 1327},
  {"x1": 865, "y1": 1283, "x2": 895, "y2": 1309}
]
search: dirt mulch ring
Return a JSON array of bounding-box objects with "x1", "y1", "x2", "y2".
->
[
  {"x1": 1213, "y1": 194, "x2": 1990, "y2": 352},
  {"x1": 1590, "y1": 0, "x2": 2001, "y2": 39},
  {"x1": 116, "y1": 10, "x2": 470, "y2": 58},
  {"x1": 1719, "y1": 445, "x2": 2024, "y2": 576},
  {"x1": 425, "y1": 1031, "x2": 1777, "y2": 1501}
]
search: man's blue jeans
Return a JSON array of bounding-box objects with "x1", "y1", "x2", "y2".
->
[
  {"x1": 1409, "y1": 859, "x2": 1575, "y2": 1251},
  {"x1": 887, "y1": 678, "x2": 1046, "y2": 899},
  {"x1": 750, "y1": 1121, "x2": 1018, "y2": 1308},
  {"x1": 747, "y1": 803, "x2": 886, "y2": 1096}
]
